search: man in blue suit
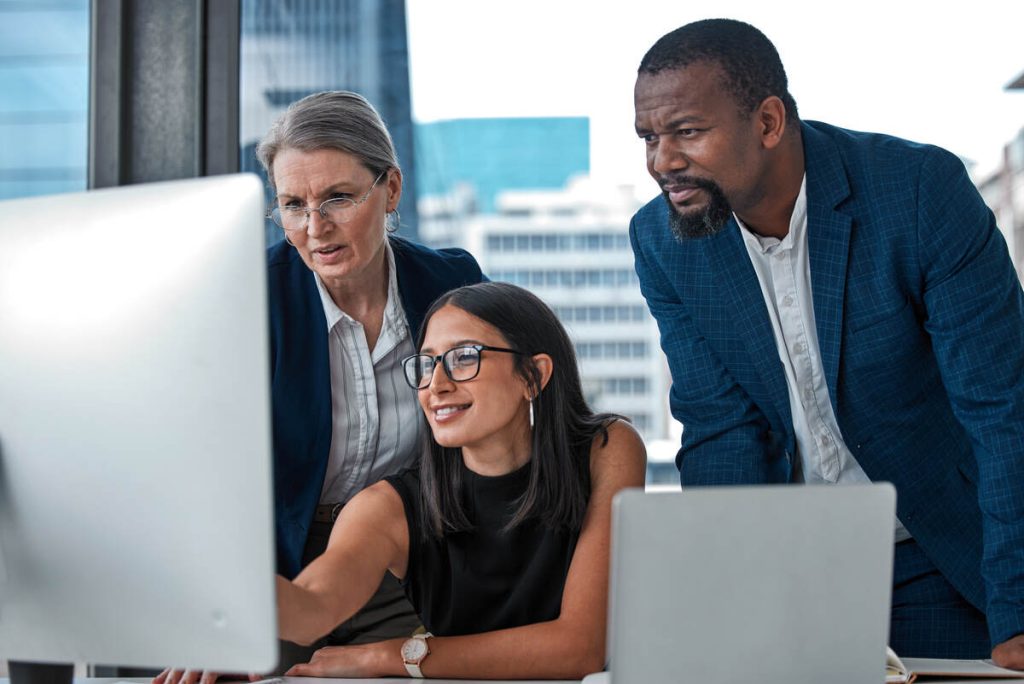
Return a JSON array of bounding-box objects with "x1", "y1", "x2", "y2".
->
[{"x1": 630, "y1": 18, "x2": 1024, "y2": 664}]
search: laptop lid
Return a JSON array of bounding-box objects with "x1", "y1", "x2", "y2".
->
[{"x1": 607, "y1": 484, "x2": 896, "y2": 684}]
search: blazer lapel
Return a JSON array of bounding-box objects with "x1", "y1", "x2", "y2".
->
[
  {"x1": 704, "y1": 221, "x2": 792, "y2": 430},
  {"x1": 802, "y1": 123, "x2": 853, "y2": 409}
]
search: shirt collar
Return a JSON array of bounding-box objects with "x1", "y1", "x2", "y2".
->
[
  {"x1": 313, "y1": 240, "x2": 406, "y2": 339},
  {"x1": 737, "y1": 174, "x2": 808, "y2": 254}
]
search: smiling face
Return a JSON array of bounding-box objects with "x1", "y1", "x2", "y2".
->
[
  {"x1": 634, "y1": 61, "x2": 771, "y2": 238},
  {"x1": 271, "y1": 147, "x2": 401, "y2": 290},
  {"x1": 417, "y1": 304, "x2": 534, "y2": 467}
]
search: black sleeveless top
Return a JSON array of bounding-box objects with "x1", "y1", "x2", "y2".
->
[{"x1": 385, "y1": 461, "x2": 580, "y2": 636}]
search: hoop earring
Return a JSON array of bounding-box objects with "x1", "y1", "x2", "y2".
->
[
  {"x1": 529, "y1": 397, "x2": 535, "y2": 429},
  {"x1": 386, "y1": 208, "x2": 401, "y2": 233}
]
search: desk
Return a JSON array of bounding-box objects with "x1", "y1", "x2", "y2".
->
[
  {"x1": 13, "y1": 676, "x2": 1024, "y2": 684},
  {"x1": 7, "y1": 676, "x2": 1024, "y2": 684},
  {"x1": 0, "y1": 679, "x2": 581, "y2": 684}
]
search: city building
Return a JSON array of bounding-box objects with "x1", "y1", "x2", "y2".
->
[
  {"x1": 415, "y1": 117, "x2": 589, "y2": 215},
  {"x1": 420, "y1": 175, "x2": 674, "y2": 444},
  {"x1": 978, "y1": 128, "x2": 1024, "y2": 283},
  {"x1": 0, "y1": 0, "x2": 89, "y2": 200},
  {"x1": 976, "y1": 69, "x2": 1024, "y2": 282},
  {"x1": 239, "y1": 0, "x2": 418, "y2": 243}
]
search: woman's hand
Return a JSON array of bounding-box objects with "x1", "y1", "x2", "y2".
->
[
  {"x1": 153, "y1": 668, "x2": 218, "y2": 684},
  {"x1": 152, "y1": 669, "x2": 265, "y2": 684},
  {"x1": 284, "y1": 639, "x2": 402, "y2": 678}
]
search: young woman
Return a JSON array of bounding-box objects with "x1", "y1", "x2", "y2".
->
[{"x1": 161, "y1": 282, "x2": 645, "y2": 681}]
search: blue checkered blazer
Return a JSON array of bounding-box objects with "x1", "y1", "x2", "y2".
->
[{"x1": 630, "y1": 120, "x2": 1024, "y2": 646}]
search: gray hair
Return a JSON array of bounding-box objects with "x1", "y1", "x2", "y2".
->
[{"x1": 256, "y1": 90, "x2": 400, "y2": 190}]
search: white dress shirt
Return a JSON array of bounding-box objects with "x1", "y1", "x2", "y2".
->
[
  {"x1": 737, "y1": 177, "x2": 909, "y2": 541},
  {"x1": 313, "y1": 242, "x2": 424, "y2": 505}
]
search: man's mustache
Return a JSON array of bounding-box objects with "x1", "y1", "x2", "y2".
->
[{"x1": 658, "y1": 175, "x2": 720, "y2": 193}]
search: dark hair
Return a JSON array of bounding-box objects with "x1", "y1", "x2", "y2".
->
[
  {"x1": 416, "y1": 282, "x2": 620, "y2": 538},
  {"x1": 639, "y1": 18, "x2": 799, "y2": 122}
]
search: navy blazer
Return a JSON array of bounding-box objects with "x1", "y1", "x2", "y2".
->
[
  {"x1": 630, "y1": 120, "x2": 1024, "y2": 645},
  {"x1": 267, "y1": 235, "x2": 484, "y2": 578}
]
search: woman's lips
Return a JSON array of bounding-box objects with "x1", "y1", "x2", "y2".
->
[
  {"x1": 313, "y1": 244, "x2": 345, "y2": 264},
  {"x1": 432, "y1": 404, "x2": 470, "y2": 423}
]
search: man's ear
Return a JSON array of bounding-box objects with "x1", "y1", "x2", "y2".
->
[
  {"x1": 756, "y1": 95, "x2": 787, "y2": 150},
  {"x1": 526, "y1": 353, "x2": 554, "y2": 397}
]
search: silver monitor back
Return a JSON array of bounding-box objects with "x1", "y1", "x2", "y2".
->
[
  {"x1": 608, "y1": 484, "x2": 896, "y2": 684},
  {"x1": 0, "y1": 174, "x2": 278, "y2": 672}
]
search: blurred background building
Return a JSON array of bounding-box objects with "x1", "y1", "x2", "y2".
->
[
  {"x1": 977, "y1": 71, "x2": 1024, "y2": 283},
  {"x1": 239, "y1": 0, "x2": 418, "y2": 243},
  {"x1": 1, "y1": 1, "x2": 1021, "y2": 491},
  {"x1": 0, "y1": 0, "x2": 89, "y2": 199}
]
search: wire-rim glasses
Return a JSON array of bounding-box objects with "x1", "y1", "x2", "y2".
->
[
  {"x1": 402, "y1": 344, "x2": 523, "y2": 390},
  {"x1": 267, "y1": 170, "x2": 386, "y2": 231}
]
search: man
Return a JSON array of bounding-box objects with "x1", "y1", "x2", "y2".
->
[{"x1": 629, "y1": 18, "x2": 1024, "y2": 664}]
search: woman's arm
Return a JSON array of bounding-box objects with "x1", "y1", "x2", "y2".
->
[
  {"x1": 288, "y1": 420, "x2": 648, "y2": 679},
  {"x1": 277, "y1": 481, "x2": 410, "y2": 646}
]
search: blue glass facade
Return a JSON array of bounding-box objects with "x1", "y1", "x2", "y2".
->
[
  {"x1": 0, "y1": 0, "x2": 89, "y2": 200},
  {"x1": 415, "y1": 117, "x2": 589, "y2": 214}
]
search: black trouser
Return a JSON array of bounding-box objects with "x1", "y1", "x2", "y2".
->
[{"x1": 274, "y1": 519, "x2": 422, "y2": 673}]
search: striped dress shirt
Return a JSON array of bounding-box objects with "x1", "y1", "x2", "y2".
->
[{"x1": 313, "y1": 243, "x2": 425, "y2": 506}]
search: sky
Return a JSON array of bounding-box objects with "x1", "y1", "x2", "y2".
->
[{"x1": 406, "y1": 0, "x2": 1024, "y2": 195}]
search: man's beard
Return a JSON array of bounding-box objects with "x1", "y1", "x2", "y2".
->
[{"x1": 662, "y1": 176, "x2": 733, "y2": 240}]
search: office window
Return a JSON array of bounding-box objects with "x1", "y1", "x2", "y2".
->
[
  {"x1": 0, "y1": 0, "x2": 89, "y2": 200},
  {"x1": 239, "y1": 0, "x2": 415, "y2": 245}
]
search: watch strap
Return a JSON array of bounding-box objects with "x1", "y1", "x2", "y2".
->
[{"x1": 402, "y1": 632, "x2": 433, "y2": 678}]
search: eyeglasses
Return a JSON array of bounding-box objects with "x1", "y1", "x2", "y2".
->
[
  {"x1": 267, "y1": 170, "x2": 386, "y2": 231},
  {"x1": 402, "y1": 344, "x2": 523, "y2": 390}
]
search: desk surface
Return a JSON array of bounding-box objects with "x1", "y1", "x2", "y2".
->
[
  {"x1": 0, "y1": 675, "x2": 581, "y2": 679},
  {"x1": 7, "y1": 676, "x2": 1024, "y2": 684},
  {"x1": 0, "y1": 679, "x2": 580, "y2": 684}
]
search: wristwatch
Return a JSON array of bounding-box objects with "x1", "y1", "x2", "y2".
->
[{"x1": 401, "y1": 632, "x2": 433, "y2": 678}]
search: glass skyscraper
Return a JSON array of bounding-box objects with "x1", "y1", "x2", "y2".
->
[{"x1": 0, "y1": 0, "x2": 89, "y2": 201}]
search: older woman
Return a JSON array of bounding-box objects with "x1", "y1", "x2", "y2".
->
[{"x1": 259, "y1": 91, "x2": 484, "y2": 659}]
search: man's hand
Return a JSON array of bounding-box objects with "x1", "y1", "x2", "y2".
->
[
  {"x1": 152, "y1": 669, "x2": 265, "y2": 684},
  {"x1": 284, "y1": 639, "x2": 402, "y2": 678},
  {"x1": 992, "y1": 633, "x2": 1024, "y2": 670}
]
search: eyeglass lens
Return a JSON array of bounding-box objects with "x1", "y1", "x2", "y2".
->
[{"x1": 405, "y1": 346, "x2": 481, "y2": 389}]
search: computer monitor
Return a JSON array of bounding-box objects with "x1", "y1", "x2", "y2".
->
[{"x1": 0, "y1": 175, "x2": 278, "y2": 682}]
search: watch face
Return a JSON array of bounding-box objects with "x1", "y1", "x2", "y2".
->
[{"x1": 402, "y1": 637, "x2": 429, "y2": 663}]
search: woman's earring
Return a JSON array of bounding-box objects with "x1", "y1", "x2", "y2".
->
[
  {"x1": 386, "y1": 207, "x2": 401, "y2": 233},
  {"x1": 529, "y1": 397, "x2": 535, "y2": 429}
]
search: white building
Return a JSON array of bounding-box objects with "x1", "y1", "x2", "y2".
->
[
  {"x1": 419, "y1": 177, "x2": 676, "y2": 443},
  {"x1": 977, "y1": 126, "x2": 1024, "y2": 284}
]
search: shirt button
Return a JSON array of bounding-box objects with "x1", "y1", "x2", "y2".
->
[
  {"x1": 819, "y1": 435, "x2": 830, "y2": 447},
  {"x1": 803, "y1": 387, "x2": 814, "y2": 401},
  {"x1": 793, "y1": 342, "x2": 806, "y2": 354},
  {"x1": 782, "y1": 295, "x2": 794, "y2": 307}
]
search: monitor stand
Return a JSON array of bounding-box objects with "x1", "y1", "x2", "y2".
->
[{"x1": 8, "y1": 661, "x2": 73, "y2": 684}]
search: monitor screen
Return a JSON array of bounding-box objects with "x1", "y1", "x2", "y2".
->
[{"x1": 0, "y1": 174, "x2": 278, "y2": 676}]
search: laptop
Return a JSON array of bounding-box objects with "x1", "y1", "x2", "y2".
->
[{"x1": 600, "y1": 484, "x2": 896, "y2": 684}]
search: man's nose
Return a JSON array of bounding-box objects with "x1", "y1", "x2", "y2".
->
[{"x1": 650, "y1": 138, "x2": 689, "y2": 177}]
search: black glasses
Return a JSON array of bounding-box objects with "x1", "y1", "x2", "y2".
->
[
  {"x1": 402, "y1": 344, "x2": 522, "y2": 390},
  {"x1": 267, "y1": 171, "x2": 386, "y2": 231}
]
